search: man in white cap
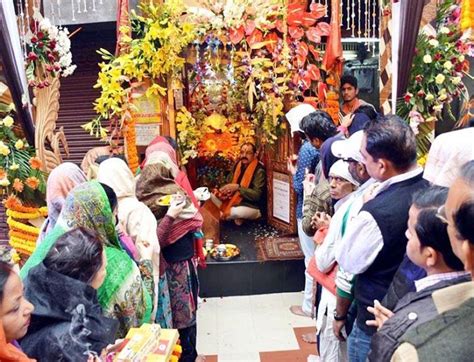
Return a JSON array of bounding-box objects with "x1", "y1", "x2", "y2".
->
[{"x1": 328, "y1": 131, "x2": 374, "y2": 347}]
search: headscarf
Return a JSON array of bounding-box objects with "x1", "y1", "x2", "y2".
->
[
  {"x1": 97, "y1": 158, "x2": 160, "y2": 310},
  {"x1": 137, "y1": 159, "x2": 202, "y2": 245},
  {"x1": 20, "y1": 181, "x2": 151, "y2": 319},
  {"x1": 329, "y1": 160, "x2": 360, "y2": 187},
  {"x1": 0, "y1": 321, "x2": 35, "y2": 362},
  {"x1": 140, "y1": 136, "x2": 177, "y2": 169},
  {"x1": 38, "y1": 163, "x2": 87, "y2": 243},
  {"x1": 141, "y1": 137, "x2": 199, "y2": 207},
  {"x1": 423, "y1": 128, "x2": 474, "y2": 187}
]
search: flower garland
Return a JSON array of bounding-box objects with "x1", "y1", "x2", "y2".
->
[
  {"x1": 25, "y1": 8, "x2": 76, "y2": 88},
  {"x1": 85, "y1": 2, "x2": 196, "y2": 141},
  {"x1": 124, "y1": 117, "x2": 139, "y2": 173},
  {"x1": 398, "y1": 0, "x2": 472, "y2": 156},
  {"x1": 0, "y1": 111, "x2": 47, "y2": 204},
  {"x1": 460, "y1": 0, "x2": 473, "y2": 31},
  {"x1": 324, "y1": 90, "x2": 340, "y2": 124},
  {"x1": 4, "y1": 195, "x2": 46, "y2": 258}
]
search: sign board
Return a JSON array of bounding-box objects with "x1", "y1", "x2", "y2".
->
[
  {"x1": 272, "y1": 172, "x2": 291, "y2": 223},
  {"x1": 135, "y1": 124, "x2": 161, "y2": 146}
]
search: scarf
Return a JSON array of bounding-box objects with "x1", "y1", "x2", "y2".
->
[
  {"x1": 221, "y1": 158, "x2": 259, "y2": 217},
  {"x1": 38, "y1": 163, "x2": 87, "y2": 243},
  {"x1": 98, "y1": 158, "x2": 160, "y2": 311},
  {"x1": 0, "y1": 321, "x2": 34, "y2": 362},
  {"x1": 20, "y1": 181, "x2": 149, "y2": 316},
  {"x1": 136, "y1": 162, "x2": 203, "y2": 244}
]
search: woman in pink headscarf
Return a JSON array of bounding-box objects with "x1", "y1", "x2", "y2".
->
[
  {"x1": 37, "y1": 162, "x2": 87, "y2": 244},
  {"x1": 141, "y1": 136, "x2": 199, "y2": 207}
]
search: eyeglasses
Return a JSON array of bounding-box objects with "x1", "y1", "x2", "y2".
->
[{"x1": 436, "y1": 205, "x2": 449, "y2": 225}]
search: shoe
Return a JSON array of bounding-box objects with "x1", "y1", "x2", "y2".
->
[{"x1": 290, "y1": 305, "x2": 311, "y2": 317}]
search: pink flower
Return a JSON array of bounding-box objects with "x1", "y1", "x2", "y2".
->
[{"x1": 409, "y1": 111, "x2": 424, "y2": 136}]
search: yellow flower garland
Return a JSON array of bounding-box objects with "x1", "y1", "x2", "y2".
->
[
  {"x1": 9, "y1": 236, "x2": 36, "y2": 254},
  {"x1": 7, "y1": 217, "x2": 40, "y2": 235},
  {"x1": 6, "y1": 208, "x2": 42, "y2": 220}
]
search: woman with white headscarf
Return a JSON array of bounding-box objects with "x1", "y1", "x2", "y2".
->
[{"x1": 97, "y1": 158, "x2": 160, "y2": 320}]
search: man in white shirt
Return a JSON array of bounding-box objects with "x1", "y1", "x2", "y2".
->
[{"x1": 335, "y1": 116, "x2": 428, "y2": 362}]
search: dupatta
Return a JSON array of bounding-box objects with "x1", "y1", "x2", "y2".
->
[{"x1": 20, "y1": 181, "x2": 151, "y2": 329}]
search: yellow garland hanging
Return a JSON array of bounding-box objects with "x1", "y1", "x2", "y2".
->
[
  {"x1": 124, "y1": 117, "x2": 139, "y2": 173},
  {"x1": 6, "y1": 209, "x2": 42, "y2": 220},
  {"x1": 9, "y1": 236, "x2": 36, "y2": 254},
  {"x1": 7, "y1": 217, "x2": 40, "y2": 235},
  {"x1": 9, "y1": 229, "x2": 38, "y2": 242},
  {"x1": 12, "y1": 251, "x2": 21, "y2": 263}
]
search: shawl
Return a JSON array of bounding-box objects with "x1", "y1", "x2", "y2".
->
[
  {"x1": 98, "y1": 158, "x2": 160, "y2": 309},
  {"x1": 20, "y1": 181, "x2": 151, "y2": 328},
  {"x1": 142, "y1": 137, "x2": 199, "y2": 207},
  {"x1": 38, "y1": 162, "x2": 87, "y2": 243},
  {"x1": 136, "y1": 162, "x2": 203, "y2": 245},
  {"x1": 0, "y1": 321, "x2": 34, "y2": 362},
  {"x1": 221, "y1": 158, "x2": 259, "y2": 217}
]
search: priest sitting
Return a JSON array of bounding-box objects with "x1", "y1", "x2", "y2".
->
[{"x1": 213, "y1": 143, "x2": 266, "y2": 225}]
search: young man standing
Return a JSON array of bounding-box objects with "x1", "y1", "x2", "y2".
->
[{"x1": 287, "y1": 110, "x2": 337, "y2": 318}]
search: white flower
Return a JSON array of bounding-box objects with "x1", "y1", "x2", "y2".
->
[
  {"x1": 0, "y1": 178, "x2": 10, "y2": 187},
  {"x1": 452, "y1": 76, "x2": 462, "y2": 85},
  {"x1": 423, "y1": 54, "x2": 433, "y2": 63},
  {"x1": 440, "y1": 26, "x2": 450, "y2": 34},
  {"x1": 9, "y1": 163, "x2": 19, "y2": 171},
  {"x1": 428, "y1": 39, "x2": 439, "y2": 47},
  {"x1": 425, "y1": 94, "x2": 435, "y2": 101},
  {"x1": 459, "y1": 55, "x2": 465, "y2": 62},
  {"x1": 435, "y1": 74, "x2": 446, "y2": 84},
  {"x1": 443, "y1": 61, "x2": 453, "y2": 70},
  {"x1": 14, "y1": 139, "x2": 24, "y2": 150},
  {"x1": 39, "y1": 18, "x2": 52, "y2": 32},
  {"x1": 3, "y1": 116, "x2": 14, "y2": 127},
  {"x1": 438, "y1": 93, "x2": 448, "y2": 101},
  {"x1": 433, "y1": 104, "x2": 443, "y2": 112}
]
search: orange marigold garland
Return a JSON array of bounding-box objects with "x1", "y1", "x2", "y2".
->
[
  {"x1": 324, "y1": 90, "x2": 340, "y2": 125},
  {"x1": 124, "y1": 117, "x2": 139, "y2": 173},
  {"x1": 4, "y1": 196, "x2": 47, "y2": 259}
]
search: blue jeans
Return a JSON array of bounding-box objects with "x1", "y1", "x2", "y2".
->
[{"x1": 348, "y1": 323, "x2": 372, "y2": 362}]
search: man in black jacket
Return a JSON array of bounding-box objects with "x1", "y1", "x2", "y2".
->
[{"x1": 335, "y1": 116, "x2": 428, "y2": 362}]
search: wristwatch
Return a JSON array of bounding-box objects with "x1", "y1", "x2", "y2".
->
[{"x1": 333, "y1": 311, "x2": 347, "y2": 321}]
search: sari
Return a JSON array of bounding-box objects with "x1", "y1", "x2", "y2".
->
[
  {"x1": 137, "y1": 157, "x2": 203, "y2": 331},
  {"x1": 20, "y1": 181, "x2": 151, "y2": 338},
  {"x1": 98, "y1": 157, "x2": 160, "y2": 318},
  {"x1": 37, "y1": 162, "x2": 87, "y2": 244},
  {"x1": 0, "y1": 321, "x2": 35, "y2": 362}
]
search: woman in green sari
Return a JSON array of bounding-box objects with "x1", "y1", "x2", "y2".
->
[{"x1": 20, "y1": 181, "x2": 152, "y2": 338}]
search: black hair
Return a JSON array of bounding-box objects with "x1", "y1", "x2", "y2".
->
[
  {"x1": 412, "y1": 187, "x2": 464, "y2": 271},
  {"x1": 0, "y1": 261, "x2": 12, "y2": 302},
  {"x1": 455, "y1": 161, "x2": 474, "y2": 245},
  {"x1": 354, "y1": 105, "x2": 378, "y2": 121},
  {"x1": 363, "y1": 115, "x2": 417, "y2": 171},
  {"x1": 95, "y1": 154, "x2": 127, "y2": 165},
  {"x1": 299, "y1": 110, "x2": 338, "y2": 142},
  {"x1": 165, "y1": 136, "x2": 178, "y2": 151},
  {"x1": 241, "y1": 142, "x2": 257, "y2": 153},
  {"x1": 99, "y1": 182, "x2": 118, "y2": 211},
  {"x1": 44, "y1": 228, "x2": 104, "y2": 284},
  {"x1": 341, "y1": 74, "x2": 358, "y2": 89}
]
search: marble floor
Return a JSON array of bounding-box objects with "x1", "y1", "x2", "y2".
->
[{"x1": 197, "y1": 292, "x2": 318, "y2": 361}]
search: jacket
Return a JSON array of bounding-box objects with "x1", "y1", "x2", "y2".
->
[
  {"x1": 369, "y1": 273, "x2": 471, "y2": 361},
  {"x1": 21, "y1": 263, "x2": 118, "y2": 361}
]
